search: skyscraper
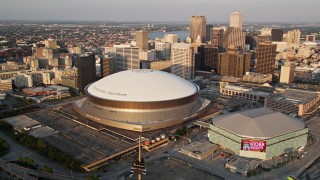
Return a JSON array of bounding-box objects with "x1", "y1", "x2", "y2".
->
[
  {"x1": 155, "y1": 42, "x2": 171, "y2": 60},
  {"x1": 256, "y1": 42, "x2": 277, "y2": 74},
  {"x1": 171, "y1": 43, "x2": 194, "y2": 80},
  {"x1": 136, "y1": 30, "x2": 148, "y2": 50},
  {"x1": 271, "y1": 29, "x2": 284, "y2": 42},
  {"x1": 190, "y1": 16, "x2": 207, "y2": 43},
  {"x1": 230, "y1": 12, "x2": 243, "y2": 30},
  {"x1": 287, "y1": 29, "x2": 301, "y2": 44},
  {"x1": 76, "y1": 54, "x2": 96, "y2": 91},
  {"x1": 195, "y1": 45, "x2": 219, "y2": 72},
  {"x1": 211, "y1": 28, "x2": 225, "y2": 50},
  {"x1": 222, "y1": 27, "x2": 245, "y2": 51},
  {"x1": 101, "y1": 57, "x2": 113, "y2": 78},
  {"x1": 114, "y1": 47, "x2": 140, "y2": 73},
  {"x1": 218, "y1": 47, "x2": 251, "y2": 78},
  {"x1": 206, "y1": 25, "x2": 213, "y2": 42}
]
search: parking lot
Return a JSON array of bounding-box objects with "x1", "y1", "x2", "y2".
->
[{"x1": 25, "y1": 106, "x2": 137, "y2": 165}]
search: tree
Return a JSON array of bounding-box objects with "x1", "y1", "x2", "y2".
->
[
  {"x1": 86, "y1": 175, "x2": 99, "y2": 180},
  {"x1": 41, "y1": 165, "x2": 53, "y2": 173}
]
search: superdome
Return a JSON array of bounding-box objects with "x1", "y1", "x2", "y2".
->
[
  {"x1": 73, "y1": 69, "x2": 211, "y2": 132},
  {"x1": 87, "y1": 69, "x2": 198, "y2": 102}
]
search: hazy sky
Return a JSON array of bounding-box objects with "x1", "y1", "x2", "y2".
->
[{"x1": 1, "y1": 0, "x2": 319, "y2": 23}]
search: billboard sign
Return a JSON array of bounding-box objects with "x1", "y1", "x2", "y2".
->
[{"x1": 241, "y1": 139, "x2": 266, "y2": 152}]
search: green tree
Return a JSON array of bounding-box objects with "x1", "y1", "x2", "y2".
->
[
  {"x1": 41, "y1": 165, "x2": 53, "y2": 173},
  {"x1": 86, "y1": 175, "x2": 99, "y2": 180}
]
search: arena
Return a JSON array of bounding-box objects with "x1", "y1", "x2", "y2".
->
[
  {"x1": 208, "y1": 108, "x2": 308, "y2": 160},
  {"x1": 73, "y1": 69, "x2": 211, "y2": 132}
]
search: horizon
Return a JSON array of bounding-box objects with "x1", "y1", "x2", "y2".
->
[{"x1": 1, "y1": 0, "x2": 320, "y2": 23}]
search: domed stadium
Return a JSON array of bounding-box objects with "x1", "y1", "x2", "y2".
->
[{"x1": 73, "y1": 69, "x2": 211, "y2": 132}]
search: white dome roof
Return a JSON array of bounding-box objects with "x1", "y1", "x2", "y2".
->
[{"x1": 87, "y1": 69, "x2": 198, "y2": 102}]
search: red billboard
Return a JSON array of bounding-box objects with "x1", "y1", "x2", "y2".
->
[{"x1": 241, "y1": 139, "x2": 266, "y2": 152}]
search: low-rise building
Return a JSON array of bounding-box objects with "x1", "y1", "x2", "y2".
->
[{"x1": 265, "y1": 89, "x2": 320, "y2": 116}]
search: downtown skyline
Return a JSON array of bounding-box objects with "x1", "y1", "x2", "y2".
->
[{"x1": 0, "y1": 0, "x2": 320, "y2": 23}]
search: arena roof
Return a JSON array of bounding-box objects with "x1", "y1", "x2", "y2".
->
[
  {"x1": 212, "y1": 108, "x2": 306, "y2": 139},
  {"x1": 87, "y1": 69, "x2": 198, "y2": 102}
]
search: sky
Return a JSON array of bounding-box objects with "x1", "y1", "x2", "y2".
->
[{"x1": 0, "y1": 0, "x2": 319, "y2": 23}]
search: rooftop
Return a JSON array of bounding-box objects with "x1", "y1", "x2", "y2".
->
[
  {"x1": 270, "y1": 89, "x2": 319, "y2": 104},
  {"x1": 212, "y1": 108, "x2": 306, "y2": 139},
  {"x1": 87, "y1": 69, "x2": 198, "y2": 102}
]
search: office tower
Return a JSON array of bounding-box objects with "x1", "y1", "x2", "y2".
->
[
  {"x1": 101, "y1": 57, "x2": 113, "y2": 78},
  {"x1": 211, "y1": 28, "x2": 225, "y2": 49},
  {"x1": 222, "y1": 27, "x2": 245, "y2": 51},
  {"x1": 256, "y1": 42, "x2": 277, "y2": 74},
  {"x1": 155, "y1": 42, "x2": 171, "y2": 59},
  {"x1": 218, "y1": 47, "x2": 251, "y2": 78},
  {"x1": 271, "y1": 29, "x2": 284, "y2": 42},
  {"x1": 195, "y1": 45, "x2": 219, "y2": 72},
  {"x1": 139, "y1": 50, "x2": 156, "y2": 61},
  {"x1": 164, "y1": 34, "x2": 178, "y2": 45},
  {"x1": 261, "y1": 28, "x2": 272, "y2": 35},
  {"x1": 171, "y1": 43, "x2": 194, "y2": 80},
  {"x1": 230, "y1": 12, "x2": 243, "y2": 30},
  {"x1": 287, "y1": 29, "x2": 301, "y2": 44},
  {"x1": 256, "y1": 35, "x2": 271, "y2": 44},
  {"x1": 113, "y1": 47, "x2": 140, "y2": 73},
  {"x1": 190, "y1": 16, "x2": 207, "y2": 43},
  {"x1": 136, "y1": 30, "x2": 148, "y2": 50},
  {"x1": 76, "y1": 54, "x2": 96, "y2": 91},
  {"x1": 245, "y1": 35, "x2": 256, "y2": 50},
  {"x1": 306, "y1": 35, "x2": 316, "y2": 42},
  {"x1": 206, "y1": 25, "x2": 213, "y2": 41},
  {"x1": 280, "y1": 61, "x2": 295, "y2": 84}
]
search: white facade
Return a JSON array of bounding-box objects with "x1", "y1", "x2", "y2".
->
[
  {"x1": 155, "y1": 42, "x2": 171, "y2": 59},
  {"x1": 171, "y1": 43, "x2": 194, "y2": 80},
  {"x1": 87, "y1": 69, "x2": 197, "y2": 102}
]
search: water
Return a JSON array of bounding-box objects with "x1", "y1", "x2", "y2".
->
[{"x1": 148, "y1": 30, "x2": 189, "y2": 41}]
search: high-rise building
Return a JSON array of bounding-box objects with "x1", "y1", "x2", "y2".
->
[
  {"x1": 113, "y1": 47, "x2": 141, "y2": 73},
  {"x1": 256, "y1": 42, "x2": 277, "y2": 74},
  {"x1": 287, "y1": 29, "x2": 301, "y2": 44},
  {"x1": 271, "y1": 29, "x2": 284, "y2": 42},
  {"x1": 164, "y1": 34, "x2": 179, "y2": 45},
  {"x1": 255, "y1": 35, "x2": 271, "y2": 44},
  {"x1": 136, "y1": 30, "x2": 148, "y2": 50},
  {"x1": 230, "y1": 12, "x2": 243, "y2": 30},
  {"x1": 211, "y1": 28, "x2": 225, "y2": 50},
  {"x1": 171, "y1": 43, "x2": 194, "y2": 80},
  {"x1": 280, "y1": 61, "x2": 295, "y2": 84},
  {"x1": 206, "y1": 25, "x2": 213, "y2": 42},
  {"x1": 195, "y1": 45, "x2": 219, "y2": 72},
  {"x1": 261, "y1": 28, "x2": 272, "y2": 36},
  {"x1": 306, "y1": 35, "x2": 316, "y2": 42},
  {"x1": 76, "y1": 54, "x2": 96, "y2": 91},
  {"x1": 218, "y1": 47, "x2": 251, "y2": 78},
  {"x1": 222, "y1": 27, "x2": 245, "y2": 51},
  {"x1": 101, "y1": 57, "x2": 113, "y2": 78},
  {"x1": 155, "y1": 42, "x2": 171, "y2": 59},
  {"x1": 245, "y1": 35, "x2": 256, "y2": 50},
  {"x1": 190, "y1": 16, "x2": 206, "y2": 43}
]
